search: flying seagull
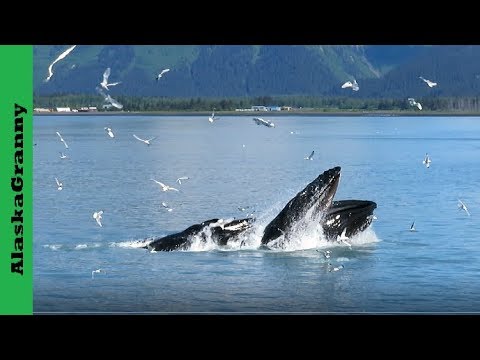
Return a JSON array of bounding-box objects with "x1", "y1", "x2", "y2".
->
[
  {"x1": 133, "y1": 134, "x2": 156, "y2": 146},
  {"x1": 341, "y1": 79, "x2": 359, "y2": 91},
  {"x1": 176, "y1": 176, "x2": 190, "y2": 185},
  {"x1": 458, "y1": 199, "x2": 471, "y2": 216},
  {"x1": 45, "y1": 45, "x2": 77, "y2": 82},
  {"x1": 410, "y1": 221, "x2": 416, "y2": 232},
  {"x1": 150, "y1": 179, "x2": 179, "y2": 192},
  {"x1": 56, "y1": 131, "x2": 69, "y2": 148},
  {"x1": 161, "y1": 202, "x2": 173, "y2": 212},
  {"x1": 208, "y1": 108, "x2": 219, "y2": 123},
  {"x1": 96, "y1": 86, "x2": 123, "y2": 110},
  {"x1": 104, "y1": 127, "x2": 115, "y2": 138},
  {"x1": 91, "y1": 269, "x2": 106, "y2": 279},
  {"x1": 252, "y1": 117, "x2": 275, "y2": 128},
  {"x1": 408, "y1": 98, "x2": 423, "y2": 110},
  {"x1": 304, "y1": 150, "x2": 314, "y2": 160},
  {"x1": 156, "y1": 68, "x2": 170, "y2": 81},
  {"x1": 100, "y1": 67, "x2": 122, "y2": 90},
  {"x1": 422, "y1": 153, "x2": 432, "y2": 168},
  {"x1": 55, "y1": 177, "x2": 63, "y2": 191},
  {"x1": 419, "y1": 76, "x2": 438, "y2": 88},
  {"x1": 93, "y1": 210, "x2": 104, "y2": 227}
]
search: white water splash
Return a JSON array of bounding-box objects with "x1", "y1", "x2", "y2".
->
[
  {"x1": 109, "y1": 239, "x2": 154, "y2": 248},
  {"x1": 43, "y1": 244, "x2": 63, "y2": 251},
  {"x1": 74, "y1": 243, "x2": 101, "y2": 250}
]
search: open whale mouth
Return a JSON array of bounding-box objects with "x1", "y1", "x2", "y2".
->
[{"x1": 322, "y1": 200, "x2": 377, "y2": 240}]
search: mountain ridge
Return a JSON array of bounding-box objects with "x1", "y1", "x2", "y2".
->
[{"x1": 35, "y1": 45, "x2": 476, "y2": 98}]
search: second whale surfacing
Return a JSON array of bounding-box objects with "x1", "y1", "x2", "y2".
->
[{"x1": 145, "y1": 166, "x2": 377, "y2": 252}]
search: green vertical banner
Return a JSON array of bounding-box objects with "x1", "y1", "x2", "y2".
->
[{"x1": 0, "y1": 45, "x2": 33, "y2": 314}]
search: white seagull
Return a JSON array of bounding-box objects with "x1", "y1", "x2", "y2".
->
[
  {"x1": 341, "y1": 79, "x2": 359, "y2": 91},
  {"x1": 59, "y1": 152, "x2": 68, "y2": 159},
  {"x1": 56, "y1": 131, "x2": 69, "y2": 148},
  {"x1": 93, "y1": 211, "x2": 104, "y2": 227},
  {"x1": 458, "y1": 199, "x2": 471, "y2": 216},
  {"x1": 419, "y1": 76, "x2": 438, "y2": 88},
  {"x1": 304, "y1": 150, "x2": 314, "y2": 160},
  {"x1": 96, "y1": 86, "x2": 123, "y2": 110},
  {"x1": 408, "y1": 98, "x2": 423, "y2": 110},
  {"x1": 133, "y1": 134, "x2": 157, "y2": 146},
  {"x1": 208, "y1": 109, "x2": 219, "y2": 123},
  {"x1": 100, "y1": 67, "x2": 122, "y2": 90},
  {"x1": 156, "y1": 68, "x2": 170, "y2": 81},
  {"x1": 151, "y1": 179, "x2": 179, "y2": 192},
  {"x1": 410, "y1": 221, "x2": 416, "y2": 232},
  {"x1": 161, "y1": 202, "x2": 173, "y2": 212},
  {"x1": 252, "y1": 117, "x2": 275, "y2": 128},
  {"x1": 176, "y1": 176, "x2": 190, "y2": 185},
  {"x1": 104, "y1": 127, "x2": 115, "y2": 138},
  {"x1": 337, "y1": 228, "x2": 352, "y2": 248},
  {"x1": 422, "y1": 153, "x2": 432, "y2": 168},
  {"x1": 45, "y1": 45, "x2": 77, "y2": 82},
  {"x1": 91, "y1": 269, "x2": 106, "y2": 279},
  {"x1": 55, "y1": 177, "x2": 63, "y2": 191}
]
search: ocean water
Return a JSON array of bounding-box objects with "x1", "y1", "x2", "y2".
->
[{"x1": 33, "y1": 114, "x2": 480, "y2": 313}]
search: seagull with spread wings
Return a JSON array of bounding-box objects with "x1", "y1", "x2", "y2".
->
[
  {"x1": 45, "y1": 45, "x2": 77, "y2": 82},
  {"x1": 56, "y1": 131, "x2": 69, "y2": 148},
  {"x1": 133, "y1": 134, "x2": 156, "y2": 146},
  {"x1": 419, "y1": 76, "x2": 438, "y2": 88},
  {"x1": 156, "y1": 68, "x2": 170, "y2": 81},
  {"x1": 100, "y1": 67, "x2": 122, "y2": 90},
  {"x1": 151, "y1": 179, "x2": 179, "y2": 192}
]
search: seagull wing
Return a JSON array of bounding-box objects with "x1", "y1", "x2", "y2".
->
[
  {"x1": 133, "y1": 134, "x2": 146, "y2": 142},
  {"x1": 146, "y1": 137, "x2": 157, "y2": 142},
  {"x1": 107, "y1": 81, "x2": 122, "y2": 87},
  {"x1": 160, "y1": 69, "x2": 170, "y2": 76},
  {"x1": 150, "y1": 179, "x2": 164, "y2": 187},
  {"x1": 309, "y1": 150, "x2": 314, "y2": 159},
  {"x1": 176, "y1": 176, "x2": 188, "y2": 184},
  {"x1": 108, "y1": 96, "x2": 123, "y2": 109},
  {"x1": 341, "y1": 81, "x2": 353, "y2": 88},
  {"x1": 46, "y1": 63, "x2": 54, "y2": 81},
  {"x1": 55, "y1": 177, "x2": 60, "y2": 186},
  {"x1": 56, "y1": 45, "x2": 76, "y2": 62},
  {"x1": 103, "y1": 67, "x2": 111, "y2": 83}
]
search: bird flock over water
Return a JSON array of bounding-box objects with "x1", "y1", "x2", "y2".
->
[{"x1": 341, "y1": 75, "x2": 438, "y2": 111}]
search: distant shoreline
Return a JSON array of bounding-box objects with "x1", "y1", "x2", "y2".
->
[{"x1": 33, "y1": 110, "x2": 480, "y2": 117}]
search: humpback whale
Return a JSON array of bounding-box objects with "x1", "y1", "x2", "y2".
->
[{"x1": 145, "y1": 166, "x2": 376, "y2": 252}]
